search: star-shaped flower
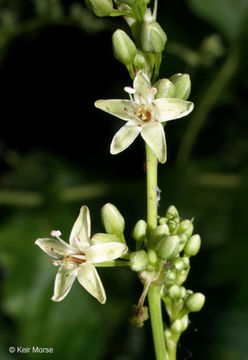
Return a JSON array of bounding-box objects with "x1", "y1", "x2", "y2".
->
[
  {"x1": 95, "y1": 71, "x2": 194, "y2": 163},
  {"x1": 35, "y1": 206, "x2": 128, "y2": 303}
]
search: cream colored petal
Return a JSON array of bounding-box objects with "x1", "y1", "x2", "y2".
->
[
  {"x1": 110, "y1": 122, "x2": 141, "y2": 154},
  {"x1": 35, "y1": 238, "x2": 76, "y2": 259},
  {"x1": 52, "y1": 265, "x2": 77, "y2": 302},
  {"x1": 95, "y1": 100, "x2": 135, "y2": 121},
  {"x1": 77, "y1": 264, "x2": 106, "y2": 304},
  {"x1": 86, "y1": 242, "x2": 128, "y2": 264},
  {"x1": 141, "y1": 122, "x2": 167, "y2": 163},
  {"x1": 69, "y1": 206, "x2": 91, "y2": 251},
  {"x1": 153, "y1": 98, "x2": 194, "y2": 122},
  {"x1": 133, "y1": 71, "x2": 152, "y2": 104}
]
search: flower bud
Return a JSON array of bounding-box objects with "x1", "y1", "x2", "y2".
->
[
  {"x1": 141, "y1": 21, "x2": 167, "y2": 53},
  {"x1": 185, "y1": 293, "x2": 205, "y2": 312},
  {"x1": 168, "y1": 285, "x2": 181, "y2": 299},
  {"x1": 112, "y1": 29, "x2": 137, "y2": 65},
  {"x1": 154, "y1": 79, "x2": 175, "y2": 99},
  {"x1": 173, "y1": 258, "x2": 186, "y2": 271},
  {"x1": 168, "y1": 220, "x2": 179, "y2": 234},
  {"x1": 170, "y1": 73, "x2": 191, "y2": 100},
  {"x1": 133, "y1": 51, "x2": 146, "y2": 70},
  {"x1": 156, "y1": 235, "x2": 180, "y2": 260},
  {"x1": 148, "y1": 249, "x2": 157, "y2": 265},
  {"x1": 166, "y1": 205, "x2": 179, "y2": 220},
  {"x1": 180, "y1": 314, "x2": 189, "y2": 332},
  {"x1": 184, "y1": 234, "x2": 201, "y2": 256},
  {"x1": 150, "y1": 224, "x2": 170, "y2": 247},
  {"x1": 166, "y1": 270, "x2": 177, "y2": 282},
  {"x1": 178, "y1": 219, "x2": 194, "y2": 238},
  {"x1": 171, "y1": 319, "x2": 184, "y2": 334},
  {"x1": 130, "y1": 250, "x2": 148, "y2": 272},
  {"x1": 132, "y1": 219, "x2": 147, "y2": 242},
  {"x1": 101, "y1": 203, "x2": 125, "y2": 236},
  {"x1": 91, "y1": 233, "x2": 123, "y2": 245},
  {"x1": 86, "y1": 0, "x2": 114, "y2": 17}
]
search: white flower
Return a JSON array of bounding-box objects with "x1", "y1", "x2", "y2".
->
[
  {"x1": 95, "y1": 71, "x2": 194, "y2": 163},
  {"x1": 35, "y1": 206, "x2": 128, "y2": 303}
]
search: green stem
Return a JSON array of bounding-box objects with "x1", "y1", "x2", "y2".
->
[
  {"x1": 146, "y1": 144, "x2": 168, "y2": 360},
  {"x1": 95, "y1": 260, "x2": 130, "y2": 267},
  {"x1": 176, "y1": 49, "x2": 239, "y2": 167},
  {"x1": 146, "y1": 144, "x2": 158, "y2": 234},
  {"x1": 148, "y1": 285, "x2": 168, "y2": 360},
  {"x1": 166, "y1": 333, "x2": 180, "y2": 360}
]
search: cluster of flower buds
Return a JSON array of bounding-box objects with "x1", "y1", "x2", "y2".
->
[
  {"x1": 130, "y1": 205, "x2": 205, "y2": 332},
  {"x1": 86, "y1": 0, "x2": 168, "y2": 78}
]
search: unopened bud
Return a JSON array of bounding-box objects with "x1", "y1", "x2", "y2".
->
[
  {"x1": 86, "y1": 0, "x2": 113, "y2": 17},
  {"x1": 133, "y1": 51, "x2": 146, "y2": 70},
  {"x1": 130, "y1": 250, "x2": 148, "y2": 272},
  {"x1": 166, "y1": 270, "x2": 177, "y2": 282},
  {"x1": 185, "y1": 293, "x2": 205, "y2": 312},
  {"x1": 132, "y1": 219, "x2": 147, "y2": 242},
  {"x1": 141, "y1": 21, "x2": 167, "y2": 53},
  {"x1": 170, "y1": 73, "x2": 191, "y2": 100},
  {"x1": 173, "y1": 258, "x2": 185, "y2": 271},
  {"x1": 184, "y1": 234, "x2": 201, "y2": 256},
  {"x1": 91, "y1": 233, "x2": 123, "y2": 245},
  {"x1": 166, "y1": 205, "x2": 179, "y2": 220},
  {"x1": 101, "y1": 203, "x2": 125, "y2": 236},
  {"x1": 112, "y1": 29, "x2": 137, "y2": 65},
  {"x1": 178, "y1": 219, "x2": 194, "y2": 238},
  {"x1": 171, "y1": 319, "x2": 184, "y2": 334},
  {"x1": 180, "y1": 314, "x2": 189, "y2": 332},
  {"x1": 156, "y1": 235, "x2": 180, "y2": 260},
  {"x1": 148, "y1": 249, "x2": 157, "y2": 265},
  {"x1": 154, "y1": 79, "x2": 175, "y2": 99},
  {"x1": 150, "y1": 224, "x2": 170, "y2": 246},
  {"x1": 168, "y1": 285, "x2": 181, "y2": 299}
]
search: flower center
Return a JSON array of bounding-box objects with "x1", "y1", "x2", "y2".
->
[
  {"x1": 136, "y1": 105, "x2": 152, "y2": 123},
  {"x1": 63, "y1": 254, "x2": 86, "y2": 265}
]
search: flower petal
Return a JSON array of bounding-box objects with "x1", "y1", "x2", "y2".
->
[
  {"x1": 133, "y1": 71, "x2": 153, "y2": 104},
  {"x1": 52, "y1": 265, "x2": 77, "y2": 302},
  {"x1": 77, "y1": 264, "x2": 106, "y2": 304},
  {"x1": 153, "y1": 98, "x2": 194, "y2": 122},
  {"x1": 95, "y1": 100, "x2": 135, "y2": 121},
  {"x1": 69, "y1": 206, "x2": 91, "y2": 251},
  {"x1": 35, "y1": 238, "x2": 76, "y2": 259},
  {"x1": 141, "y1": 122, "x2": 167, "y2": 163},
  {"x1": 86, "y1": 242, "x2": 128, "y2": 264},
  {"x1": 110, "y1": 122, "x2": 141, "y2": 154}
]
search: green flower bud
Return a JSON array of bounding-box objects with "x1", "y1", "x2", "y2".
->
[
  {"x1": 168, "y1": 285, "x2": 181, "y2": 299},
  {"x1": 86, "y1": 0, "x2": 113, "y2": 17},
  {"x1": 130, "y1": 250, "x2": 148, "y2": 272},
  {"x1": 178, "y1": 219, "x2": 194, "y2": 238},
  {"x1": 112, "y1": 29, "x2": 137, "y2": 65},
  {"x1": 154, "y1": 79, "x2": 175, "y2": 99},
  {"x1": 177, "y1": 269, "x2": 189, "y2": 286},
  {"x1": 156, "y1": 235, "x2": 180, "y2": 260},
  {"x1": 159, "y1": 217, "x2": 168, "y2": 225},
  {"x1": 150, "y1": 224, "x2": 170, "y2": 246},
  {"x1": 180, "y1": 314, "x2": 189, "y2": 332},
  {"x1": 166, "y1": 205, "x2": 179, "y2": 220},
  {"x1": 184, "y1": 234, "x2": 201, "y2": 256},
  {"x1": 133, "y1": 51, "x2": 146, "y2": 71},
  {"x1": 91, "y1": 233, "x2": 123, "y2": 245},
  {"x1": 148, "y1": 249, "x2": 157, "y2": 265},
  {"x1": 173, "y1": 258, "x2": 185, "y2": 271},
  {"x1": 168, "y1": 220, "x2": 179, "y2": 234},
  {"x1": 182, "y1": 256, "x2": 190, "y2": 268},
  {"x1": 166, "y1": 270, "x2": 177, "y2": 282},
  {"x1": 185, "y1": 293, "x2": 205, "y2": 312},
  {"x1": 101, "y1": 203, "x2": 125, "y2": 236},
  {"x1": 132, "y1": 219, "x2": 147, "y2": 242},
  {"x1": 171, "y1": 319, "x2": 184, "y2": 334},
  {"x1": 141, "y1": 21, "x2": 167, "y2": 53},
  {"x1": 170, "y1": 73, "x2": 191, "y2": 100}
]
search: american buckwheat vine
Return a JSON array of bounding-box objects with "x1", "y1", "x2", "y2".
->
[{"x1": 35, "y1": 1, "x2": 205, "y2": 359}]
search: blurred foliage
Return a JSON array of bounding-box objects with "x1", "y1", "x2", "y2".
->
[{"x1": 0, "y1": 0, "x2": 248, "y2": 359}]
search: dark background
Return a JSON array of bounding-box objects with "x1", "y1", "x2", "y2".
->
[{"x1": 0, "y1": 0, "x2": 248, "y2": 359}]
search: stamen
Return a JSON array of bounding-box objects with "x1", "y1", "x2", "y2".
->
[
  {"x1": 51, "y1": 230, "x2": 62, "y2": 238},
  {"x1": 124, "y1": 86, "x2": 136, "y2": 94}
]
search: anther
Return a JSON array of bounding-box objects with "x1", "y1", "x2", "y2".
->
[
  {"x1": 124, "y1": 86, "x2": 136, "y2": 94},
  {"x1": 51, "y1": 230, "x2": 62, "y2": 237}
]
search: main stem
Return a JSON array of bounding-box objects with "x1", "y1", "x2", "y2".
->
[{"x1": 146, "y1": 144, "x2": 168, "y2": 360}]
